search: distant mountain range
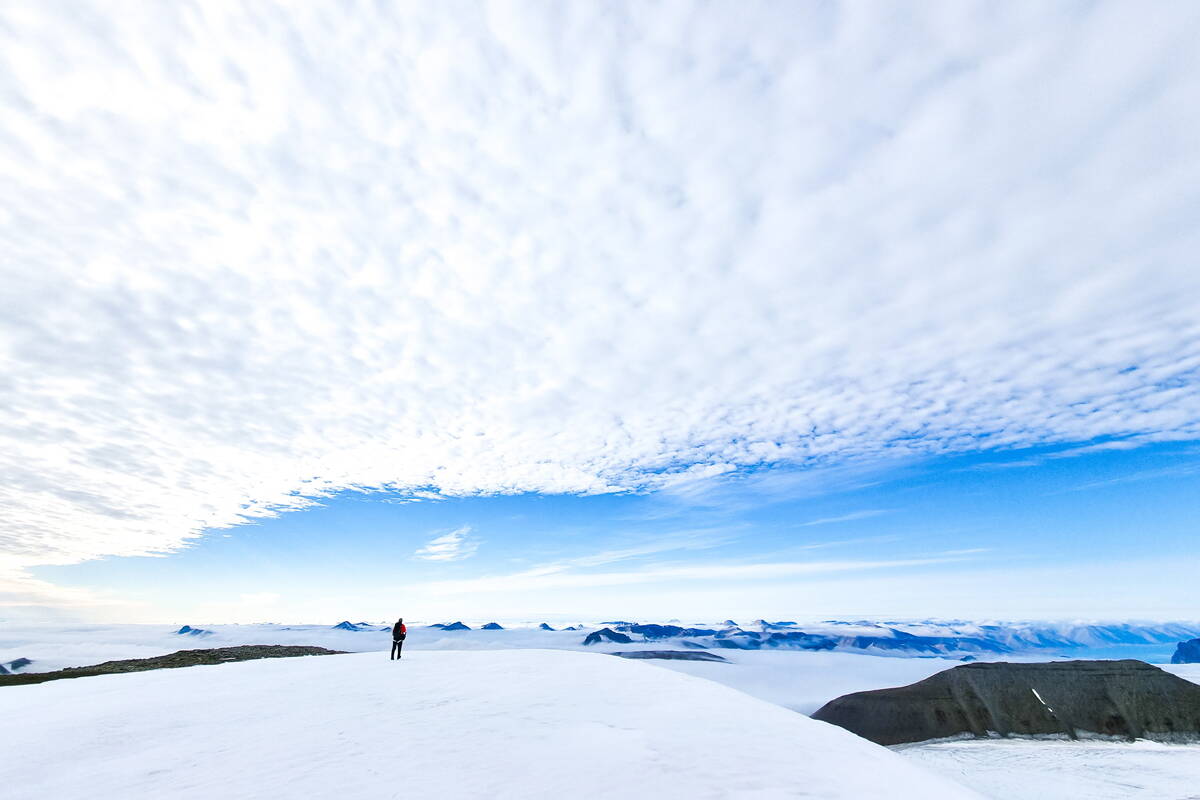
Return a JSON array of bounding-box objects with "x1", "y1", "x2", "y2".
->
[
  {"x1": 243, "y1": 618, "x2": 1200, "y2": 659},
  {"x1": 579, "y1": 620, "x2": 1200, "y2": 657}
]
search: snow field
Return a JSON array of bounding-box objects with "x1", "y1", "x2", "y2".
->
[
  {"x1": 896, "y1": 738, "x2": 1200, "y2": 800},
  {"x1": 0, "y1": 648, "x2": 980, "y2": 799}
]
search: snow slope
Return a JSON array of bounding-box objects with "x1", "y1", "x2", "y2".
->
[{"x1": 1, "y1": 649, "x2": 979, "y2": 799}]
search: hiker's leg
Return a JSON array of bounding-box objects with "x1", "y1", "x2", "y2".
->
[
  {"x1": 390, "y1": 641, "x2": 397, "y2": 660},
  {"x1": 397, "y1": 640, "x2": 404, "y2": 659}
]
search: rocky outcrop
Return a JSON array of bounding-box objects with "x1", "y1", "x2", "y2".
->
[
  {"x1": 480, "y1": 622, "x2": 504, "y2": 630},
  {"x1": 538, "y1": 623, "x2": 556, "y2": 631},
  {"x1": 1171, "y1": 638, "x2": 1200, "y2": 664},
  {"x1": 812, "y1": 660, "x2": 1200, "y2": 745},
  {"x1": 582, "y1": 627, "x2": 633, "y2": 645},
  {"x1": 610, "y1": 650, "x2": 728, "y2": 662},
  {"x1": 0, "y1": 646, "x2": 346, "y2": 688}
]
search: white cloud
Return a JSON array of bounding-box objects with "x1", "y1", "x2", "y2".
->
[
  {"x1": 414, "y1": 526, "x2": 480, "y2": 562},
  {"x1": 414, "y1": 553, "x2": 977, "y2": 596},
  {"x1": 0, "y1": 2, "x2": 1199, "y2": 582},
  {"x1": 800, "y1": 510, "x2": 894, "y2": 527},
  {"x1": 0, "y1": 560, "x2": 133, "y2": 620}
]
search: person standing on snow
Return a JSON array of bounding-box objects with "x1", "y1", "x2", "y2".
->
[{"x1": 391, "y1": 618, "x2": 407, "y2": 660}]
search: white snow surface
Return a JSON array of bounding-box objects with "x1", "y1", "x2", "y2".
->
[
  {"x1": 897, "y1": 738, "x2": 1200, "y2": 800},
  {"x1": 1, "y1": 649, "x2": 980, "y2": 799},
  {"x1": 5, "y1": 624, "x2": 1200, "y2": 799}
]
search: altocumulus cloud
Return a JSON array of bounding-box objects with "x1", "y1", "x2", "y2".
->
[{"x1": 1, "y1": 1, "x2": 1200, "y2": 592}]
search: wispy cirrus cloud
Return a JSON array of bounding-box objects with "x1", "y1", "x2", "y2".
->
[
  {"x1": 800, "y1": 509, "x2": 895, "y2": 527},
  {"x1": 1055, "y1": 463, "x2": 1200, "y2": 494},
  {"x1": 1, "y1": 1, "x2": 1199, "y2": 594},
  {"x1": 414, "y1": 527, "x2": 480, "y2": 562}
]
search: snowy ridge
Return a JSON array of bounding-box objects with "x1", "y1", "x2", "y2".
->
[{"x1": 4, "y1": 625, "x2": 1198, "y2": 799}]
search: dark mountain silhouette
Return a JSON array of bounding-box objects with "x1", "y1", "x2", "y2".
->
[
  {"x1": 1171, "y1": 638, "x2": 1200, "y2": 664},
  {"x1": 837, "y1": 629, "x2": 1008, "y2": 654},
  {"x1": 175, "y1": 625, "x2": 212, "y2": 636},
  {"x1": 764, "y1": 631, "x2": 838, "y2": 650},
  {"x1": 610, "y1": 623, "x2": 720, "y2": 640},
  {"x1": 481, "y1": 622, "x2": 504, "y2": 630},
  {"x1": 582, "y1": 627, "x2": 633, "y2": 645},
  {"x1": 538, "y1": 623, "x2": 556, "y2": 631}
]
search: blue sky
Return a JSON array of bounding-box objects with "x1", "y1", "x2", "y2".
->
[
  {"x1": 2, "y1": 2, "x2": 1199, "y2": 621},
  {"x1": 30, "y1": 439, "x2": 1199, "y2": 622}
]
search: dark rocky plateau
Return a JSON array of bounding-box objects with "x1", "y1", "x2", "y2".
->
[
  {"x1": 0, "y1": 645, "x2": 346, "y2": 688},
  {"x1": 812, "y1": 659, "x2": 1200, "y2": 745},
  {"x1": 610, "y1": 650, "x2": 728, "y2": 663}
]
